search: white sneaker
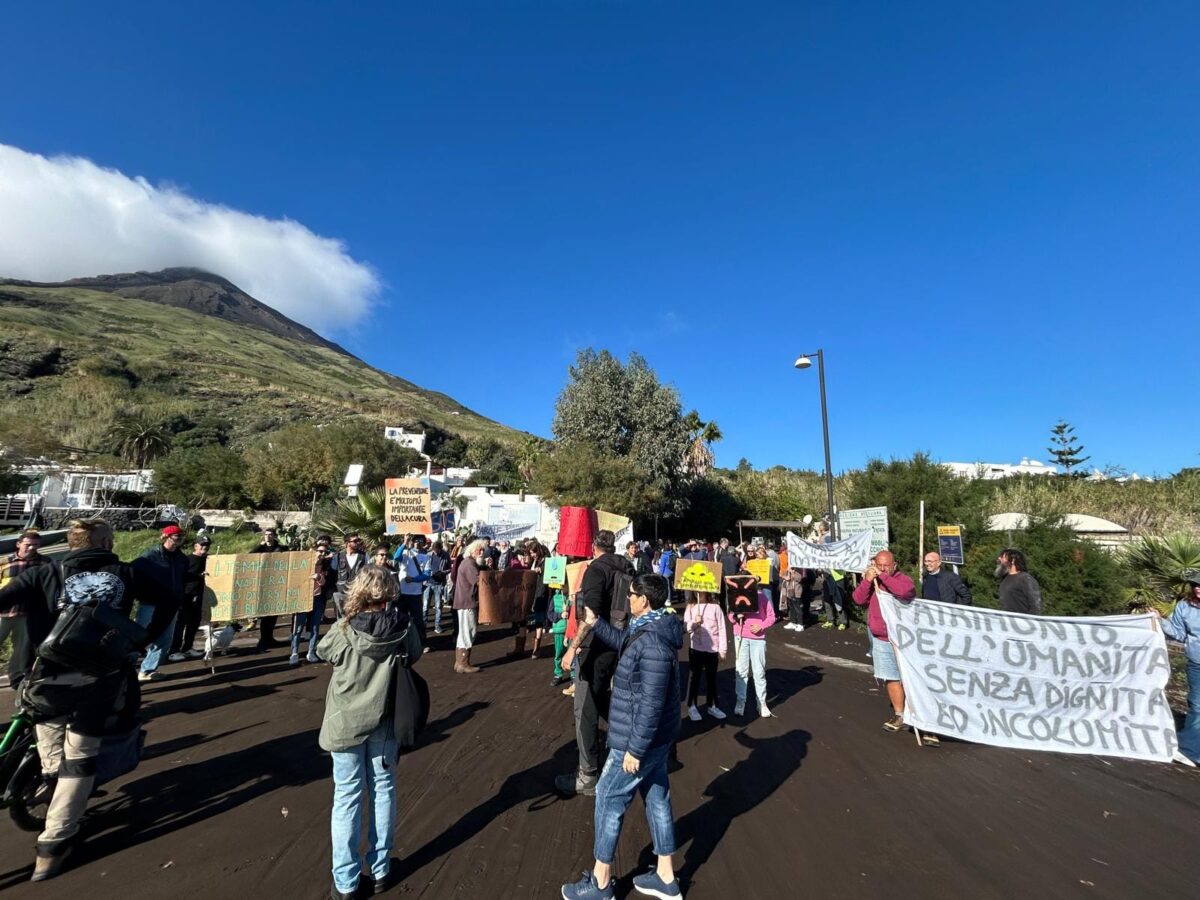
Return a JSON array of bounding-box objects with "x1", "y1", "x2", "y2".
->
[
  {"x1": 733, "y1": 701, "x2": 746, "y2": 717},
  {"x1": 185, "y1": 649, "x2": 204, "y2": 659},
  {"x1": 306, "y1": 650, "x2": 319, "y2": 664},
  {"x1": 137, "y1": 671, "x2": 159, "y2": 682},
  {"x1": 708, "y1": 707, "x2": 727, "y2": 720},
  {"x1": 795, "y1": 624, "x2": 805, "y2": 632},
  {"x1": 760, "y1": 705, "x2": 774, "y2": 718},
  {"x1": 687, "y1": 705, "x2": 702, "y2": 721},
  {"x1": 288, "y1": 653, "x2": 300, "y2": 667},
  {"x1": 167, "y1": 652, "x2": 186, "y2": 662}
]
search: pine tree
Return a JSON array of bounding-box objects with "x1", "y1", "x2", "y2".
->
[{"x1": 1047, "y1": 420, "x2": 1091, "y2": 477}]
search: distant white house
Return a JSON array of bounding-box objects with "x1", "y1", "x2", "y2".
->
[
  {"x1": 13, "y1": 464, "x2": 154, "y2": 509},
  {"x1": 384, "y1": 427, "x2": 426, "y2": 453},
  {"x1": 942, "y1": 458, "x2": 1060, "y2": 480},
  {"x1": 986, "y1": 512, "x2": 1131, "y2": 550}
]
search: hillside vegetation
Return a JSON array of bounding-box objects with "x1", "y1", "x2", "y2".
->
[{"x1": 0, "y1": 284, "x2": 520, "y2": 452}]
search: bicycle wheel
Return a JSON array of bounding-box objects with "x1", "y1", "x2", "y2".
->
[{"x1": 8, "y1": 749, "x2": 53, "y2": 833}]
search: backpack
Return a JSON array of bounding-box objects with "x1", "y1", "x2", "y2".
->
[
  {"x1": 610, "y1": 569, "x2": 635, "y2": 630},
  {"x1": 38, "y1": 566, "x2": 147, "y2": 677}
]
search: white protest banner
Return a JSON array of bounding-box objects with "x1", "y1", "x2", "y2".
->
[
  {"x1": 878, "y1": 594, "x2": 1178, "y2": 763},
  {"x1": 475, "y1": 521, "x2": 539, "y2": 542},
  {"x1": 785, "y1": 530, "x2": 872, "y2": 572},
  {"x1": 838, "y1": 506, "x2": 889, "y2": 555}
]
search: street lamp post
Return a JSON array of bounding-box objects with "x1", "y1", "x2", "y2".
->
[{"x1": 794, "y1": 350, "x2": 838, "y2": 539}]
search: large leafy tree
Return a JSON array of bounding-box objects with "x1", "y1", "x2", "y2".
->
[
  {"x1": 242, "y1": 421, "x2": 421, "y2": 507},
  {"x1": 152, "y1": 445, "x2": 249, "y2": 509},
  {"x1": 533, "y1": 445, "x2": 664, "y2": 516},
  {"x1": 551, "y1": 349, "x2": 696, "y2": 516}
]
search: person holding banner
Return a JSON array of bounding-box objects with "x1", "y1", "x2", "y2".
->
[
  {"x1": 851, "y1": 551, "x2": 924, "y2": 738},
  {"x1": 1155, "y1": 574, "x2": 1200, "y2": 764}
]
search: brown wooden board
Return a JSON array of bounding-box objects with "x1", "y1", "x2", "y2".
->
[{"x1": 477, "y1": 570, "x2": 539, "y2": 625}]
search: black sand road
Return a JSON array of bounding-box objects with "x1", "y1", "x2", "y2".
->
[{"x1": 1, "y1": 625, "x2": 1196, "y2": 899}]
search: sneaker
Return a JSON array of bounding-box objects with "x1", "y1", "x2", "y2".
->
[
  {"x1": 821, "y1": 621, "x2": 834, "y2": 629},
  {"x1": 372, "y1": 862, "x2": 392, "y2": 893},
  {"x1": 561, "y1": 870, "x2": 614, "y2": 900},
  {"x1": 307, "y1": 650, "x2": 320, "y2": 664},
  {"x1": 563, "y1": 683, "x2": 576, "y2": 697},
  {"x1": 687, "y1": 705, "x2": 702, "y2": 721},
  {"x1": 554, "y1": 771, "x2": 598, "y2": 798},
  {"x1": 920, "y1": 733, "x2": 941, "y2": 747},
  {"x1": 708, "y1": 706, "x2": 727, "y2": 720},
  {"x1": 837, "y1": 623, "x2": 848, "y2": 631},
  {"x1": 883, "y1": 713, "x2": 905, "y2": 732},
  {"x1": 551, "y1": 674, "x2": 569, "y2": 687},
  {"x1": 733, "y1": 701, "x2": 745, "y2": 717},
  {"x1": 137, "y1": 671, "x2": 160, "y2": 683},
  {"x1": 795, "y1": 624, "x2": 805, "y2": 632},
  {"x1": 433, "y1": 628, "x2": 445, "y2": 635},
  {"x1": 632, "y1": 868, "x2": 682, "y2": 899},
  {"x1": 289, "y1": 653, "x2": 300, "y2": 668},
  {"x1": 330, "y1": 882, "x2": 357, "y2": 900},
  {"x1": 760, "y1": 705, "x2": 773, "y2": 718},
  {"x1": 185, "y1": 649, "x2": 205, "y2": 659},
  {"x1": 167, "y1": 652, "x2": 186, "y2": 662}
]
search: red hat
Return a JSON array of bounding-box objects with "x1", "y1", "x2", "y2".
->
[{"x1": 161, "y1": 525, "x2": 183, "y2": 537}]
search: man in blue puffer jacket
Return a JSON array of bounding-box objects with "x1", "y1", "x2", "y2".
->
[{"x1": 562, "y1": 574, "x2": 684, "y2": 900}]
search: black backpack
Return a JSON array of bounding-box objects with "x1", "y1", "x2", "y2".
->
[{"x1": 610, "y1": 569, "x2": 635, "y2": 629}]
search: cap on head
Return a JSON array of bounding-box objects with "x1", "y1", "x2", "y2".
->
[
  {"x1": 196, "y1": 535, "x2": 212, "y2": 546},
  {"x1": 161, "y1": 525, "x2": 183, "y2": 538}
]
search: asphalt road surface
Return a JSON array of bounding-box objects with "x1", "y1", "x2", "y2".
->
[{"x1": 1, "y1": 622, "x2": 1196, "y2": 899}]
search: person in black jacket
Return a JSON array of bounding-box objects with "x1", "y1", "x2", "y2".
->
[
  {"x1": 332, "y1": 533, "x2": 369, "y2": 619},
  {"x1": 555, "y1": 529, "x2": 635, "y2": 798},
  {"x1": 169, "y1": 536, "x2": 210, "y2": 660},
  {"x1": 0, "y1": 517, "x2": 168, "y2": 881},
  {"x1": 132, "y1": 525, "x2": 188, "y2": 681},
  {"x1": 249, "y1": 527, "x2": 287, "y2": 650},
  {"x1": 921, "y1": 552, "x2": 973, "y2": 605}
]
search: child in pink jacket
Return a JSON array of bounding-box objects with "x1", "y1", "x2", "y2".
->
[
  {"x1": 728, "y1": 589, "x2": 777, "y2": 718},
  {"x1": 683, "y1": 591, "x2": 728, "y2": 721}
]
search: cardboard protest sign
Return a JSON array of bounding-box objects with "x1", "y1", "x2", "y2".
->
[
  {"x1": 544, "y1": 555, "x2": 567, "y2": 588},
  {"x1": 565, "y1": 560, "x2": 591, "y2": 598},
  {"x1": 477, "y1": 570, "x2": 539, "y2": 625},
  {"x1": 385, "y1": 478, "x2": 432, "y2": 535},
  {"x1": 207, "y1": 551, "x2": 316, "y2": 620},
  {"x1": 785, "y1": 530, "x2": 872, "y2": 573},
  {"x1": 746, "y1": 559, "x2": 772, "y2": 585},
  {"x1": 674, "y1": 560, "x2": 722, "y2": 594},
  {"x1": 838, "y1": 506, "x2": 889, "y2": 556},
  {"x1": 878, "y1": 595, "x2": 1178, "y2": 763}
]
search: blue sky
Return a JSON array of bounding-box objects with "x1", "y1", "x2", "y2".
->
[{"x1": 2, "y1": 2, "x2": 1198, "y2": 475}]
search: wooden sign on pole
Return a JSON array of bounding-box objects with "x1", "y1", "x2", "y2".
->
[{"x1": 385, "y1": 478, "x2": 432, "y2": 535}]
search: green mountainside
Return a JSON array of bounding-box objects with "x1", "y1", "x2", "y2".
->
[{"x1": 0, "y1": 273, "x2": 520, "y2": 454}]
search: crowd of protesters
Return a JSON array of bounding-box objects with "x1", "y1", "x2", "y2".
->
[{"x1": 4, "y1": 515, "x2": 1197, "y2": 898}]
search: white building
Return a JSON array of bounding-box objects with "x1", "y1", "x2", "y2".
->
[
  {"x1": 942, "y1": 458, "x2": 1060, "y2": 480},
  {"x1": 986, "y1": 512, "x2": 1131, "y2": 551},
  {"x1": 13, "y1": 464, "x2": 154, "y2": 508},
  {"x1": 383, "y1": 427, "x2": 426, "y2": 453}
]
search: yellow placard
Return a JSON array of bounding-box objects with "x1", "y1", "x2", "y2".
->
[
  {"x1": 674, "y1": 560, "x2": 722, "y2": 594},
  {"x1": 206, "y1": 551, "x2": 316, "y2": 620},
  {"x1": 746, "y1": 559, "x2": 771, "y2": 584}
]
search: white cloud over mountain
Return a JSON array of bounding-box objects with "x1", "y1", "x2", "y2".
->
[{"x1": 0, "y1": 144, "x2": 379, "y2": 332}]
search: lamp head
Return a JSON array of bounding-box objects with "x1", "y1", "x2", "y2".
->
[{"x1": 794, "y1": 355, "x2": 813, "y2": 370}]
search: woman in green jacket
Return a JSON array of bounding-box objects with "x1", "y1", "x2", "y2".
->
[{"x1": 318, "y1": 565, "x2": 423, "y2": 900}]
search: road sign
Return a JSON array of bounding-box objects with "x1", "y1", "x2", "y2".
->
[
  {"x1": 838, "y1": 506, "x2": 889, "y2": 556},
  {"x1": 937, "y1": 525, "x2": 964, "y2": 566}
]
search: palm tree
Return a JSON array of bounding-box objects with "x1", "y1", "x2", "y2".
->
[
  {"x1": 1124, "y1": 533, "x2": 1200, "y2": 608},
  {"x1": 515, "y1": 437, "x2": 544, "y2": 484},
  {"x1": 683, "y1": 416, "x2": 723, "y2": 479},
  {"x1": 316, "y1": 487, "x2": 387, "y2": 545},
  {"x1": 108, "y1": 415, "x2": 173, "y2": 468}
]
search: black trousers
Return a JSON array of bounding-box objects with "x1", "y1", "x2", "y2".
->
[
  {"x1": 399, "y1": 595, "x2": 426, "y2": 646},
  {"x1": 687, "y1": 648, "x2": 719, "y2": 707},
  {"x1": 171, "y1": 594, "x2": 203, "y2": 653},
  {"x1": 574, "y1": 649, "x2": 615, "y2": 775},
  {"x1": 256, "y1": 616, "x2": 278, "y2": 647}
]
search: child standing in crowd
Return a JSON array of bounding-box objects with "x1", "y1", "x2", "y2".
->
[
  {"x1": 683, "y1": 590, "x2": 728, "y2": 721},
  {"x1": 318, "y1": 566, "x2": 424, "y2": 900},
  {"x1": 729, "y1": 581, "x2": 776, "y2": 718}
]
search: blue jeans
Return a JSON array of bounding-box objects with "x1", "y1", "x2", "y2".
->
[
  {"x1": 136, "y1": 605, "x2": 177, "y2": 675},
  {"x1": 593, "y1": 745, "x2": 676, "y2": 864},
  {"x1": 1181, "y1": 660, "x2": 1200, "y2": 763},
  {"x1": 291, "y1": 597, "x2": 324, "y2": 655},
  {"x1": 331, "y1": 720, "x2": 397, "y2": 892},
  {"x1": 423, "y1": 582, "x2": 445, "y2": 632}
]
